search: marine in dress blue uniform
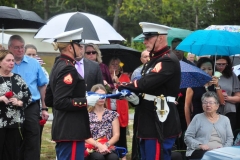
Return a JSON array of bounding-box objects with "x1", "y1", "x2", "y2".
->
[
  {"x1": 45, "y1": 28, "x2": 100, "y2": 160},
  {"x1": 118, "y1": 22, "x2": 181, "y2": 160}
]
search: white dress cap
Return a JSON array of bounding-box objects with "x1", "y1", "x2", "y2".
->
[
  {"x1": 54, "y1": 28, "x2": 83, "y2": 43},
  {"x1": 139, "y1": 22, "x2": 171, "y2": 36}
]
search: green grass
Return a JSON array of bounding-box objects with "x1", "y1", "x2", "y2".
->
[
  {"x1": 41, "y1": 55, "x2": 56, "y2": 74},
  {"x1": 40, "y1": 123, "x2": 56, "y2": 160}
]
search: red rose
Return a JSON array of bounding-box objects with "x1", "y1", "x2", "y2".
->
[
  {"x1": 5, "y1": 91, "x2": 14, "y2": 99},
  {"x1": 39, "y1": 119, "x2": 47, "y2": 126},
  {"x1": 178, "y1": 92, "x2": 183, "y2": 97},
  {"x1": 177, "y1": 92, "x2": 183, "y2": 102}
]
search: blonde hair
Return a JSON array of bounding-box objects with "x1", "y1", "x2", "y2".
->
[
  {"x1": 87, "y1": 84, "x2": 107, "y2": 112},
  {"x1": 85, "y1": 43, "x2": 102, "y2": 63},
  {"x1": 52, "y1": 42, "x2": 70, "y2": 51}
]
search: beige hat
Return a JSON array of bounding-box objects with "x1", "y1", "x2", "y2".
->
[
  {"x1": 54, "y1": 28, "x2": 83, "y2": 43},
  {"x1": 139, "y1": 22, "x2": 171, "y2": 37}
]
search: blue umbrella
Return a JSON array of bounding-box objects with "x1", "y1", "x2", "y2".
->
[
  {"x1": 176, "y1": 30, "x2": 240, "y2": 56},
  {"x1": 180, "y1": 61, "x2": 212, "y2": 89}
]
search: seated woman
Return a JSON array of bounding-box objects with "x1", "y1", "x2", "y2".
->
[
  {"x1": 85, "y1": 84, "x2": 120, "y2": 160},
  {"x1": 184, "y1": 91, "x2": 233, "y2": 160}
]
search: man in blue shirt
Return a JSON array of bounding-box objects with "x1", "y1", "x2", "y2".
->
[{"x1": 8, "y1": 35, "x2": 49, "y2": 160}]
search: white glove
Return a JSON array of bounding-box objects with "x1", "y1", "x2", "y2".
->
[
  {"x1": 86, "y1": 94, "x2": 101, "y2": 106},
  {"x1": 125, "y1": 92, "x2": 139, "y2": 105}
]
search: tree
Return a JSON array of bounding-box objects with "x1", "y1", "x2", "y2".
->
[{"x1": 211, "y1": 0, "x2": 240, "y2": 25}]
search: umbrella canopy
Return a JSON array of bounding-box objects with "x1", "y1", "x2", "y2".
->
[
  {"x1": 99, "y1": 44, "x2": 141, "y2": 72},
  {"x1": 205, "y1": 25, "x2": 240, "y2": 32},
  {"x1": 0, "y1": 6, "x2": 45, "y2": 29},
  {"x1": 176, "y1": 30, "x2": 240, "y2": 56},
  {"x1": 34, "y1": 12, "x2": 125, "y2": 43},
  {"x1": 180, "y1": 61, "x2": 212, "y2": 89},
  {"x1": 133, "y1": 27, "x2": 193, "y2": 46},
  {"x1": 0, "y1": 32, "x2": 11, "y2": 45}
]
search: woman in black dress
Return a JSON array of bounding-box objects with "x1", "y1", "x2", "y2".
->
[{"x1": 0, "y1": 50, "x2": 32, "y2": 160}]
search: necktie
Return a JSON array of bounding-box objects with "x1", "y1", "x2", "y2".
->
[{"x1": 76, "y1": 61, "x2": 84, "y2": 78}]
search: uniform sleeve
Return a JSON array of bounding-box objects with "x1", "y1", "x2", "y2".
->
[
  {"x1": 53, "y1": 66, "x2": 87, "y2": 111},
  {"x1": 37, "y1": 62, "x2": 48, "y2": 86},
  {"x1": 119, "y1": 58, "x2": 177, "y2": 93},
  {"x1": 45, "y1": 83, "x2": 53, "y2": 107}
]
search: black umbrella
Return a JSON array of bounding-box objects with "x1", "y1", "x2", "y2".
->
[
  {"x1": 0, "y1": 6, "x2": 45, "y2": 29},
  {"x1": 99, "y1": 44, "x2": 141, "y2": 72}
]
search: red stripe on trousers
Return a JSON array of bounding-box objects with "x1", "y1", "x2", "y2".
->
[
  {"x1": 71, "y1": 141, "x2": 77, "y2": 160},
  {"x1": 155, "y1": 140, "x2": 161, "y2": 160}
]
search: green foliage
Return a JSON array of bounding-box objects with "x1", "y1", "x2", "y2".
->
[
  {"x1": 4, "y1": 0, "x2": 240, "y2": 47},
  {"x1": 0, "y1": 0, "x2": 15, "y2": 6}
]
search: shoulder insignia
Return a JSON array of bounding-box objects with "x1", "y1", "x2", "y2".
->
[
  {"x1": 151, "y1": 62, "x2": 162, "y2": 73},
  {"x1": 63, "y1": 73, "x2": 73, "y2": 84}
]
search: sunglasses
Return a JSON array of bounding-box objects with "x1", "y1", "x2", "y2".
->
[
  {"x1": 85, "y1": 51, "x2": 97, "y2": 55},
  {"x1": 216, "y1": 63, "x2": 227, "y2": 66}
]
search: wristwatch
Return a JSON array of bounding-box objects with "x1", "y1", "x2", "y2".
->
[
  {"x1": 41, "y1": 107, "x2": 48, "y2": 111},
  {"x1": 215, "y1": 86, "x2": 221, "y2": 90},
  {"x1": 105, "y1": 142, "x2": 110, "y2": 148}
]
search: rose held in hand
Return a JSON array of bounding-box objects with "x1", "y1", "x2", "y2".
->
[{"x1": 5, "y1": 91, "x2": 13, "y2": 98}]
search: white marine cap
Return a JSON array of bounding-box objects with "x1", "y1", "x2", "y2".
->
[
  {"x1": 139, "y1": 22, "x2": 171, "y2": 37},
  {"x1": 54, "y1": 28, "x2": 83, "y2": 43}
]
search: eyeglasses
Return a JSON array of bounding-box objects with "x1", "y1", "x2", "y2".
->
[
  {"x1": 202, "y1": 101, "x2": 217, "y2": 105},
  {"x1": 216, "y1": 63, "x2": 227, "y2": 66},
  {"x1": 85, "y1": 51, "x2": 97, "y2": 55},
  {"x1": 12, "y1": 46, "x2": 24, "y2": 50}
]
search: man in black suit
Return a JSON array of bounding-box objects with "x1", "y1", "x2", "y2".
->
[{"x1": 75, "y1": 44, "x2": 103, "y2": 91}]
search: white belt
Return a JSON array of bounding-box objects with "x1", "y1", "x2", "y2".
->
[{"x1": 143, "y1": 94, "x2": 175, "y2": 103}]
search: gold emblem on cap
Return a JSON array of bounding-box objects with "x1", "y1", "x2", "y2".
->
[{"x1": 140, "y1": 24, "x2": 143, "y2": 28}]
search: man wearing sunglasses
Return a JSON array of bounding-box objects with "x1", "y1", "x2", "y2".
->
[
  {"x1": 118, "y1": 22, "x2": 181, "y2": 160},
  {"x1": 74, "y1": 43, "x2": 103, "y2": 91}
]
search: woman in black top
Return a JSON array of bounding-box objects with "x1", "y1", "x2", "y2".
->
[{"x1": 0, "y1": 50, "x2": 32, "y2": 160}]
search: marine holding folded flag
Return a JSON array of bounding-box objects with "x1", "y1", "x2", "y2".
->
[
  {"x1": 45, "y1": 28, "x2": 101, "y2": 160},
  {"x1": 118, "y1": 22, "x2": 181, "y2": 160}
]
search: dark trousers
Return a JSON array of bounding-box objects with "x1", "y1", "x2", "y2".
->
[
  {"x1": 0, "y1": 128, "x2": 22, "y2": 160},
  {"x1": 187, "y1": 150, "x2": 207, "y2": 160},
  {"x1": 86, "y1": 151, "x2": 119, "y2": 160},
  {"x1": 115, "y1": 126, "x2": 127, "y2": 151},
  {"x1": 225, "y1": 112, "x2": 236, "y2": 132},
  {"x1": 56, "y1": 141, "x2": 84, "y2": 160},
  {"x1": 20, "y1": 102, "x2": 40, "y2": 160}
]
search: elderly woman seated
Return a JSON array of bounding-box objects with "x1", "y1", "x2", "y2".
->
[{"x1": 184, "y1": 91, "x2": 233, "y2": 160}]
